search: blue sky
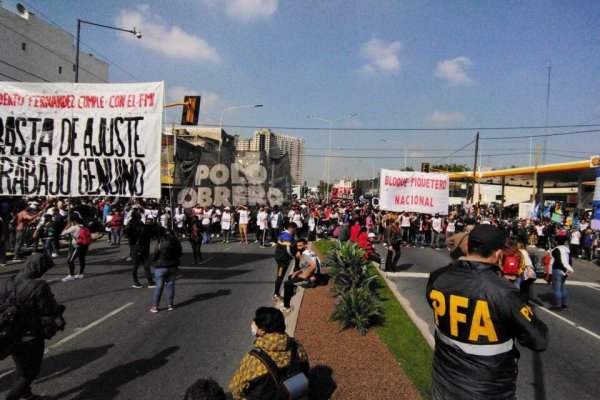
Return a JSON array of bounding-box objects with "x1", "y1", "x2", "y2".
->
[{"x1": 6, "y1": 0, "x2": 600, "y2": 184}]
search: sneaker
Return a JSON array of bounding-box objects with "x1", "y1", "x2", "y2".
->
[
  {"x1": 272, "y1": 294, "x2": 283, "y2": 302},
  {"x1": 150, "y1": 307, "x2": 159, "y2": 313},
  {"x1": 51, "y1": 253, "x2": 59, "y2": 258},
  {"x1": 561, "y1": 305, "x2": 569, "y2": 311},
  {"x1": 132, "y1": 283, "x2": 143, "y2": 289},
  {"x1": 168, "y1": 305, "x2": 174, "y2": 311},
  {"x1": 11, "y1": 258, "x2": 22, "y2": 263},
  {"x1": 0, "y1": 263, "x2": 6, "y2": 267},
  {"x1": 148, "y1": 283, "x2": 157, "y2": 288},
  {"x1": 548, "y1": 306, "x2": 562, "y2": 311},
  {"x1": 277, "y1": 303, "x2": 292, "y2": 313},
  {"x1": 61, "y1": 275, "x2": 76, "y2": 282},
  {"x1": 75, "y1": 274, "x2": 84, "y2": 279}
]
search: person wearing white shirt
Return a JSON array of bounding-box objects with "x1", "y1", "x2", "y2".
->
[
  {"x1": 174, "y1": 206, "x2": 186, "y2": 239},
  {"x1": 211, "y1": 207, "x2": 222, "y2": 238},
  {"x1": 269, "y1": 205, "x2": 283, "y2": 245},
  {"x1": 201, "y1": 207, "x2": 212, "y2": 244},
  {"x1": 221, "y1": 207, "x2": 232, "y2": 243},
  {"x1": 569, "y1": 228, "x2": 581, "y2": 258},
  {"x1": 237, "y1": 206, "x2": 249, "y2": 244},
  {"x1": 431, "y1": 214, "x2": 444, "y2": 249},
  {"x1": 550, "y1": 235, "x2": 574, "y2": 311},
  {"x1": 256, "y1": 207, "x2": 269, "y2": 246}
]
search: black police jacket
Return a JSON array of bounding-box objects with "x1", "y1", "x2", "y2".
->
[{"x1": 426, "y1": 259, "x2": 548, "y2": 400}]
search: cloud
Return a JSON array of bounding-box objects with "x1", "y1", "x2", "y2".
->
[
  {"x1": 359, "y1": 39, "x2": 402, "y2": 74},
  {"x1": 434, "y1": 57, "x2": 474, "y2": 86},
  {"x1": 428, "y1": 111, "x2": 465, "y2": 123},
  {"x1": 225, "y1": 0, "x2": 278, "y2": 21},
  {"x1": 115, "y1": 7, "x2": 220, "y2": 63}
]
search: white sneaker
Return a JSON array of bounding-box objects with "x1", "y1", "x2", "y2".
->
[
  {"x1": 62, "y1": 275, "x2": 76, "y2": 282},
  {"x1": 51, "y1": 253, "x2": 59, "y2": 258},
  {"x1": 75, "y1": 274, "x2": 84, "y2": 279}
]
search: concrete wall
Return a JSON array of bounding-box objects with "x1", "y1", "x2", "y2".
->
[{"x1": 0, "y1": 5, "x2": 108, "y2": 83}]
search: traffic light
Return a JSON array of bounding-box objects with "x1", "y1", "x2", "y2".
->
[
  {"x1": 421, "y1": 162, "x2": 430, "y2": 173},
  {"x1": 181, "y1": 96, "x2": 200, "y2": 125}
]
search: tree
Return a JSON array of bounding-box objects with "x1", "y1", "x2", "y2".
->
[
  {"x1": 317, "y1": 180, "x2": 333, "y2": 195},
  {"x1": 431, "y1": 163, "x2": 469, "y2": 172},
  {"x1": 399, "y1": 166, "x2": 415, "y2": 171}
]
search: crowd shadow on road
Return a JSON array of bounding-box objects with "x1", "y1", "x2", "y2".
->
[
  {"x1": 176, "y1": 289, "x2": 232, "y2": 309},
  {"x1": 180, "y1": 268, "x2": 253, "y2": 281},
  {"x1": 51, "y1": 346, "x2": 180, "y2": 400},
  {"x1": 0, "y1": 345, "x2": 115, "y2": 394},
  {"x1": 532, "y1": 351, "x2": 547, "y2": 400},
  {"x1": 308, "y1": 365, "x2": 336, "y2": 400},
  {"x1": 389, "y1": 263, "x2": 414, "y2": 272},
  {"x1": 181, "y1": 251, "x2": 275, "y2": 269}
]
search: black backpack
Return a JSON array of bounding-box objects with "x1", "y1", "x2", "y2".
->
[
  {"x1": 248, "y1": 339, "x2": 309, "y2": 400},
  {"x1": 0, "y1": 278, "x2": 34, "y2": 360}
]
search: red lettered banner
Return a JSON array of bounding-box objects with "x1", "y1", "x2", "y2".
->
[
  {"x1": 378, "y1": 169, "x2": 449, "y2": 214},
  {"x1": 0, "y1": 81, "x2": 164, "y2": 198}
]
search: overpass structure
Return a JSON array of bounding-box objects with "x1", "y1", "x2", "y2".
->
[{"x1": 447, "y1": 156, "x2": 600, "y2": 208}]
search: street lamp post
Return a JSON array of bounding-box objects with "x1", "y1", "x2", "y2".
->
[
  {"x1": 381, "y1": 139, "x2": 408, "y2": 170},
  {"x1": 307, "y1": 113, "x2": 357, "y2": 200},
  {"x1": 75, "y1": 19, "x2": 142, "y2": 83}
]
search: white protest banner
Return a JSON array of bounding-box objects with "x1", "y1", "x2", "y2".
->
[
  {"x1": 378, "y1": 169, "x2": 449, "y2": 215},
  {"x1": 0, "y1": 81, "x2": 163, "y2": 198}
]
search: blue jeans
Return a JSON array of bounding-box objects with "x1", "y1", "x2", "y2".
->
[
  {"x1": 111, "y1": 227, "x2": 121, "y2": 245},
  {"x1": 431, "y1": 231, "x2": 442, "y2": 248},
  {"x1": 153, "y1": 267, "x2": 176, "y2": 307},
  {"x1": 551, "y1": 269, "x2": 568, "y2": 307}
]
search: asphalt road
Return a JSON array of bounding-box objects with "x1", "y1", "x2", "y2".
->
[
  {"x1": 384, "y1": 243, "x2": 600, "y2": 400},
  {"x1": 0, "y1": 237, "x2": 285, "y2": 399}
]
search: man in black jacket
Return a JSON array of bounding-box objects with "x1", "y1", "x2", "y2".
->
[
  {"x1": 0, "y1": 253, "x2": 65, "y2": 400},
  {"x1": 129, "y1": 217, "x2": 159, "y2": 288},
  {"x1": 426, "y1": 224, "x2": 548, "y2": 400}
]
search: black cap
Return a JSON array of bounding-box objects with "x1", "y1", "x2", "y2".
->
[{"x1": 468, "y1": 225, "x2": 505, "y2": 253}]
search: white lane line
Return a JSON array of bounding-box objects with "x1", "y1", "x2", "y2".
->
[
  {"x1": 386, "y1": 272, "x2": 430, "y2": 278},
  {"x1": 0, "y1": 302, "x2": 134, "y2": 379},
  {"x1": 536, "y1": 306, "x2": 600, "y2": 341},
  {"x1": 46, "y1": 302, "x2": 134, "y2": 352},
  {"x1": 0, "y1": 369, "x2": 14, "y2": 379}
]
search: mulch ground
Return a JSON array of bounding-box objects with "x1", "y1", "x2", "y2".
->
[{"x1": 295, "y1": 283, "x2": 422, "y2": 400}]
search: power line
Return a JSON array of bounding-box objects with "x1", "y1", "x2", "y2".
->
[
  {"x1": 481, "y1": 128, "x2": 600, "y2": 140},
  {"x1": 434, "y1": 140, "x2": 475, "y2": 163},
  {"x1": 192, "y1": 123, "x2": 600, "y2": 132},
  {"x1": 0, "y1": 58, "x2": 49, "y2": 82}
]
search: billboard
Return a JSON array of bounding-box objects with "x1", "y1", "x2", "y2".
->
[
  {"x1": 0, "y1": 81, "x2": 164, "y2": 198},
  {"x1": 175, "y1": 140, "x2": 292, "y2": 208},
  {"x1": 378, "y1": 169, "x2": 449, "y2": 215}
]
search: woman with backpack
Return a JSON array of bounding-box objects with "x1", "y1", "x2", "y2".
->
[
  {"x1": 60, "y1": 216, "x2": 90, "y2": 282},
  {"x1": 229, "y1": 307, "x2": 309, "y2": 400}
]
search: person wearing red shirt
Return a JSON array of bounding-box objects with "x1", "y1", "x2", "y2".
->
[{"x1": 349, "y1": 220, "x2": 362, "y2": 242}]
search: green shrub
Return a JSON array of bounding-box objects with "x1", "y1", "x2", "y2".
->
[
  {"x1": 327, "y1": 241, "x2": 383, "y2": 335},
  {"x1": 326, "y1": 241, "x2": 376, "y2": 295},
  {"x1": 330, "y1": 285, "x2": 383, "y2": 336}
]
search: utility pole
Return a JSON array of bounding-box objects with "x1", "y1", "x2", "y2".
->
[
  {"x1": 542, "y1": 60, "x2": 551, "y2": 164},
  {"x1": 532, "y1": 144, "x2": 541, "y2": 203},
  {"x1": 470, "y1": 131, "x2": 480, "y2": 204}
]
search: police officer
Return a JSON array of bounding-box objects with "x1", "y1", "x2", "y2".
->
[{"x1": 426, "y1": 224, "x2": 548, "y2": 400}]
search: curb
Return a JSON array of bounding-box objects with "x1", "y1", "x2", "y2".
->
[
  {"x1": 375, "y1": 267, "x2": 435, "y2": 349},
  {"x1": 285, "y1": 286, "x2": 304, "y2": 337}
]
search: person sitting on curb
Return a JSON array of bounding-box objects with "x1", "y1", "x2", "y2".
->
[
  {"x1": 279, "y1": 239, "x2": 320, "y2": 313},
  {"x1": 229, "y1": 307, "x2": 309, "y2": 400}
]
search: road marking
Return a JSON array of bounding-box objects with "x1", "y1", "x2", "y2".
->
[
  {"x1": 536, "y1": 306, "x2": 600, "y2": 341},
  {"x1": 0, "y1": 302, "x2": 134, "y2": 379},
  {"x1": 46, "y1": 302, "x2": 134, "y2": 353},
  {"x1": 385, "y1": 272, "x2": 430, "y2": 278}
]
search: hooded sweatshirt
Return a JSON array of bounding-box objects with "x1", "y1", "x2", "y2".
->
[{"x1": 0, "y1": 253, "x2": 63, "y2": 339}]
